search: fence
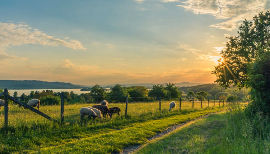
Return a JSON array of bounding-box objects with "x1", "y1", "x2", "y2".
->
[{"x1": 1, "y1": 88, "x2": 227, "y2": 130}]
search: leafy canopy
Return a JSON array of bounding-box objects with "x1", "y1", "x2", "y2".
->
[{"x1": 214, "y1": 11, "x2": 270, "y2": 88}]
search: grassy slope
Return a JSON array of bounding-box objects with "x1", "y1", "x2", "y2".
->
[
  {"x1": 138, "y1": 110, "x2": 270, "y2": 154},
  {"x1": 0, "y1": 108, "x2": 221, "y2": 153}
]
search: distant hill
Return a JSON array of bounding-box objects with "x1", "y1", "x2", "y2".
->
[
  {"x1": 0, "y1": 80, "x2": 85, "y2": 89},
  {"x1": 104, "y1": 82, "x2": 201, "y2": 88}
]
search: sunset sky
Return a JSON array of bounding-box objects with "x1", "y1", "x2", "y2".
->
[{"x1": 0, "y1": 0, "x2": 268, "y2": 85}]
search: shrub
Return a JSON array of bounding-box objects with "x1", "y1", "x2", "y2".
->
[{"x1": 40, "y1": 95, "x2": 60, "y2": 105}]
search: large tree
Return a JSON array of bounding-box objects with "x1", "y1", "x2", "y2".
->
[
  {"x1": 214, "y1": 11, "x2": 270, "y2": 88},
  {"x1": 165, "y1": 83, "x2": 181, "y2": 100}
]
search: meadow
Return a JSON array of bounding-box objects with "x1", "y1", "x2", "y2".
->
[
  {"x1": 0, "y1": 100, "x2": 225, "y2": 153},
  {"x1": 137, "y1": 104, "x2": 270, "y2": 154},
  {"x1": 0, "y1": 100, "x2": 223, "y2": 127}
]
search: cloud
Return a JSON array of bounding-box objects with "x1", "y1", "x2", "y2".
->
[
  {"x1": 177, "y1": 0, "x2": 267, "y2": 30},
  {"x1": 134, "y1": 0, "x2": 144, "y2": 3},
  {"x1": 0, "y1": 22, "x2": 86, "y2": 52},
  {"x1": 161, "y1": 0, "x2": 179, "y2": 2}
]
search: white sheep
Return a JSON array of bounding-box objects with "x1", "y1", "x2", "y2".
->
[
  {"x1": 100, "y1": 100, "x2": 109, "y2": 106},
  {"x1": 27, "y1": 99, "x2": 40, "y2": 110},
  {"x1": 169, "y1": 101, "x2": 176, "y2": 111},
  {"x1": 89, "y1": 107, "x2": 103, "y2": 119},
  {"x1": 0, "y1": 99, "x2": 5, "y2": 109},
  {"x1": 80, "y1": 107, "x2": 97, "y2": 120}
]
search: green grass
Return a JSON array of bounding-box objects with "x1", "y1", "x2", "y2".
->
[
  {"x1": 138, "y1": 104, "x2": 270, "y2": 154},
  {"x1": 0, "y1": 101, "x2": 224, "y2": 153},
  {"x1": 0, "y1": 100, "x2": 222, "y2": 127}
]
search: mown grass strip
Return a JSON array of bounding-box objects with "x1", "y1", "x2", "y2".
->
[
  {"x1": 39, "y1": 109, "x2": 221, "y2": 153},
  {"x1": 137, "y1": 113, "x2": 227, "y2": 154}
]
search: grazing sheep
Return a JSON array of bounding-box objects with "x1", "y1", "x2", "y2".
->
[
  {"x1": 27, "y1": 99, "x2": 40, "y2": 110},
  {"x1": 92, "y1": 105, "x2": 109, "y2": 118},
  {"x1": 88, "y1": 107, "x2": 103, "y2": 119},
  {"x1": 108, "y1": 107, "x2": 121, "y2": 118},
  {"x1": 169, "y1": 101, "x2": 175, "y2": 111},
  {"x1": 0, "y1": 99, "x2": 5, "y2": 109},
  {"x1": 80, "y1": 107, "x2": 97, "y2": 120},
  {"x1": 100, "y1": 100, "x2": 109, "y2": 106}
]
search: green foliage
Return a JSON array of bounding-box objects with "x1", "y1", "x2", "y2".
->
[
  {"x1": 90, "y1": 85, "x2": 106, "y2": 102},
  {"x1": 40, "y1": 95, "x2": 60, "y2": 105},
  {"x1": 214, "y1": 11, "x2": 270, "y2": 88},
  {"x1": 226, "y1": 95, "x2": 238, "y2": 102},
  {"x1": 109, "y1": 84, "x2": 128, "y2": 102},
  {"x1": 196, "y1": 91, "x2": 208, "y2": 101},
  {"x1": 127, "y1": 86, "x2": 148, "y2": 101},
  {"x1": 165, "y1": 83, "x2": 181, "y2": 99},
  {"x1": 187, "y1": 91, "x2": 195, "y2": 101},
  {"x1": 246, "y1": 52, "x2": 270, "y2": 115},
  {"x1": 148, "y1": 84, "x2": 166, "y2": 99}
]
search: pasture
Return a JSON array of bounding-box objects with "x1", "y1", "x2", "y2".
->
[
  {"x1": 0, "y1": 100, "x2": 226, "y2": 153},
  {"x1": 0, "y1": 100, "x2": 224, "y2": 127}
]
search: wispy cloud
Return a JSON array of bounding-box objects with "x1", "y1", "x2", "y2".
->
[
  {"x1": 161, "y1": 0, "x2": 179, "y2": 3},
  {"x1": 134, "y1": 0, "x2": 144, "y2": 4},
  {"x1": 0, "y1": 22, "x2": 86, "y2": 55},
  {"x1": 177, "y1": 0, "x2": 267, "y2": 31}
]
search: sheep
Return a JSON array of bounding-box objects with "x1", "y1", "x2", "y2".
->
[
  {"x1": 169, "y1": 101, "x2": 175, "y2": 111},
  {"x1": 0, "y1": 99, "x2": 5, "y2": 109},
  {"x1": 80, "y1": 107, "x2": 97, "y2": 120},
  {"x1": 88, "y1": 107, "x2": 103, "y2": 119},
  {"x1": 100, "y1": 100, "x2": 109, "y2": 106},
  {"x1": 92, "y1": 105, "x2": 109, "y2": 118},
  {"x1": 27, "y1": 99, "x2": 40, "y2": 110},
  {"x1": 108, "y1": 107, "x2": 121, "y2": 118}
]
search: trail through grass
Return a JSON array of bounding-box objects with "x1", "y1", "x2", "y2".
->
[{"x1": 0, "y1": 107, "x2": 222, "y2": 153}]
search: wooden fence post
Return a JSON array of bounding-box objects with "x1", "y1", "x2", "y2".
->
[
  {"x1": 208, "y1": 98, "x2": 210, "y2": 107},
  {"x1": 159, "y1": 97, "x2": 161, "y2": 111},
  {"x1": 179, "y1": 97, "x2": 182, "y2": 111},
  {"x1": 201, "y1": 100, "x2": 203, "y2": 108},
  {"x1": 60, "y1": 92, "x2": 64, "y2": 124},
  {"x1": 214, "y1": 99, "x2": 215, "y2": 106},
  {"x1": 223, "y1": 100, "x2": 225, "y2": 107},
  {"x1": 125, "y1": 96, "x2": 128, "y2": 118},
  {"x1": 4, "y1": 89, "x2": 9, "y2": 128},
  {"x1": 192, "y1": 99, "x2": 194, "y2": 109},
  {"x1": 219, "y1": 100, "x2": 220, "y2": 107}
]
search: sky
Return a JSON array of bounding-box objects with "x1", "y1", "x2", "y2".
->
[{"x1": 0, "y1": 0, "x2": 269, "y2": 86}]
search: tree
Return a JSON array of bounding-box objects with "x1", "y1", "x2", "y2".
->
[
  {"x1": 196, "y1": 91, "x2": 208, "y2": 108},
  {"x1": 214, "y1": 11, "x2": 270, "y2": 88},
  {"x1": 128, "y1": 86, "x2": 148, "y2": 101},
  {"x1": 165, "y1": 83, "x2": 181, "y2": 100},
  {"x1": 90, "y1": 85, "x2": 105, "y2": 102},
  {"x1": 109, "y1": 84, "x2": 127, "y2": 102},
  {"x1": 187, "y1": 91, "x2": 195, "y2": 101},
  {"x1": 148, "y1": 84, "x2": 166, "y2": 100}
]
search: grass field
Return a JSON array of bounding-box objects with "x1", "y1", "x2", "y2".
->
[
  {"x1": 138, "y1": 105, "x2": 270, "y2": 154},
  {"x1": 0, "y1": 100, "x2": 225, "y2": 153},
  {"x1": 0, "y1": 100, "x2": 224, "y2": 127}
]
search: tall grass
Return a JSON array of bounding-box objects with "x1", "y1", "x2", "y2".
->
[{"x1": 206, "y1": 102, "x2": 270, "y2": 153}]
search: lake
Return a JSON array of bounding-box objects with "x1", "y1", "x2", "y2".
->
[{"x1": 8, "y1": 89, "x2": 89, "y2": 96}]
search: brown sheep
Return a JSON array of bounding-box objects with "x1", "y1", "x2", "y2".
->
[
  {"x1": 92, "y1": 105, "x2": 109, "y2": 118},
  {"x1": 108, "y1": 107, "x2": 121, "y2": 118}
]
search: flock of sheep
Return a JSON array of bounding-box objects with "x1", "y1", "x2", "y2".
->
[
  {"x1": 80, "y1": 100, "x2": 121, "y2": 120},
  {"x1": 0, "y1": 98, "x2": 176, "y2": 121}
]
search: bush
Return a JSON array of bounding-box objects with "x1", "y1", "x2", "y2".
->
[{"x1": 40, "y1": 95, "x2": 60, "y2": 105}]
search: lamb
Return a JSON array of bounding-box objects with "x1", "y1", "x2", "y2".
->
[
  {"x1": 80, "y1": 107, "x2": 97, "y2": 120},
  {"x1": 0, "y1": 99, "x2": 5, "y2": 109},
  {"x1": 27, "y1": 99, "x2": 40, "y2": 110},
  {"x1": 169, "y1": 101, "x2": 175, "y2": 111},
  {"x1": 88, "y1": 107, "x2": 103, "y2": 119},
  {"x1": 92, "y1": 105, "x2": 109, "y2": 118},
  {"x1": 100, "y1": 100, "x2": 109, "y2": 106},
  {"x1": 108, "y1": 107, "x2": 121, "y2": 118}
]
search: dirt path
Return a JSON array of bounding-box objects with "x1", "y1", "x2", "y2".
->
[{"x1": 120, "y1": 113, "x2": 215, "y2": 154}]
